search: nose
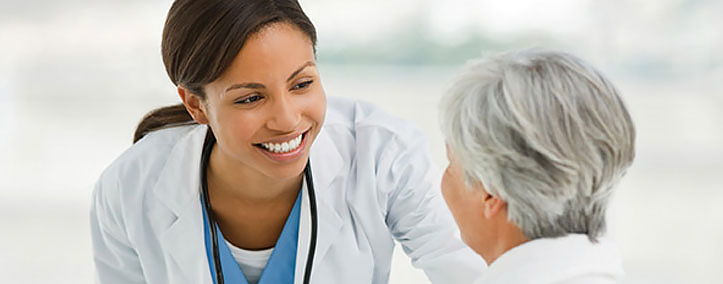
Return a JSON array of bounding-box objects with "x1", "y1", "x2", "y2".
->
[{"x1": 266, "y1": 94, "x2": 301, "y2": 132}]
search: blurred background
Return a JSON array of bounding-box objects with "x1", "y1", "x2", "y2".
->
[{"x1": 1, "y1": 0, "x2": 721, "y2": 283}]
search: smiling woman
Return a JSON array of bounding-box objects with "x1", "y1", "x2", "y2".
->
[
  {"x1": 89, "y1": 1, "x2": 484, "y2": 284},
  {"x1": 188, "y1": 23, "x2": 325, "y2": 191}
]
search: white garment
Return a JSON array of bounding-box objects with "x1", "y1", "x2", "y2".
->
[
  {"x1": 90, "y1": 97, "x2": 485, "y2": 284},
  {"x1": 224, "y1": 240, "x2": 273, "y2": 284},
  {"x1": 473, "y1": 234, "x2": 624, "y2": 284}
]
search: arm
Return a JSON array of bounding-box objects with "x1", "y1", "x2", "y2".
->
[
  {"x1": 379, "y1": 132, "x2": 486, "y2": 284},
  {"x1": 90, "y1": 178, "x2": 146, "y2": 284}
]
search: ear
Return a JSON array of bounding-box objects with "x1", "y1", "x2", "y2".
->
[
  {"x1": 178, "y1": 87, "x2": 209, "y2": 124},
  {"x1": 482, "y1": 192, "x2": 506, "y2": 219}
]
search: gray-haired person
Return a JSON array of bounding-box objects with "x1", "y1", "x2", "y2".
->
[{"x1": 439, "y1": 49, "x2": 635, "y2": 284}]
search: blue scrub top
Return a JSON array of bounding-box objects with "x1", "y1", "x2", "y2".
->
[{"x1": 202, "y1": 190, "x2": 302, "y2": 284}]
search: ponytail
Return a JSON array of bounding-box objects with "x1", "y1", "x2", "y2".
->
[{"x1": 133, "y1": 103, "x2": 196, "y2": 143}]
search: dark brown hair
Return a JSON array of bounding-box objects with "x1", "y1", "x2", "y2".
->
[{"x1": 133, "y1": 0, "x2": 317, "y2": 142}]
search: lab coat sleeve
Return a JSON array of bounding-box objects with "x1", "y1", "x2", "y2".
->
[
  {"x1": 90, "y1": 178, "x2": 146, "y2": 284},
  {"x1": 380, "y1": 133, "x2": 485, "y2": 284}
]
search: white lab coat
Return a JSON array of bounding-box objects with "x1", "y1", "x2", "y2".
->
[
  {"x1": 91, "y1": 97, "x2": 485, "y2": 284},
  {"x1": 473, "y1": 234, "x2": 624, "y2": 284}
]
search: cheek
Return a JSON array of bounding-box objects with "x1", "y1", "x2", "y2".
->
[
  {"x1": 307, "y1": 90, "x2": 326, "y2": 121},
  {"x1": 213, "y1": 109, "x2": 260, "y2": 146},
  {"x1": 441, "y1": 170, "x2": 462, "y2": 214},
  {"x1": 440, "y1": 170, "x2": 453, "y2": 202},
  {"x1": 300, "y1": 90, "x2": 327, "y2": 140},
  {"x1": 443, "y1": 179, "x2": 479, "y2": 247}
]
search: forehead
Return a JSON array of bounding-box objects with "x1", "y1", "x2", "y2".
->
[{"x1": 211, "y1": 23, "x2": 315, "y2": 87}]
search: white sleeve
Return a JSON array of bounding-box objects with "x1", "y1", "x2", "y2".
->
[
  {"x1": 379, "y1": 132, "x2": 486, "y2": 284},
  {"x1": 90, "y1": 178, "x2": 146, "y2": 284}
]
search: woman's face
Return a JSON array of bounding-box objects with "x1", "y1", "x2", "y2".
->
[
  {"x1": 198, "y1": 23, "x2": 326, "y2": 181},
  {"x1": 441, "y1": 147, "x2": 489, "y2": 256}
]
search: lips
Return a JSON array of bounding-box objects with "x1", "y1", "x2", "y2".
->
[
  {"x1": 258, "y1": 133, "x2": 303, "y2": 153},
  {"x1": 253, "y1": 130, "x2": 310, "y2": 162}
]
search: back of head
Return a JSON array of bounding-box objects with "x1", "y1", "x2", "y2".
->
[
  {"x1": 440, "y1": 49, "x2": 636, "y2": 241},
  {"x1": 134, "y1": 0, "x2": 317, "y2": 142}
]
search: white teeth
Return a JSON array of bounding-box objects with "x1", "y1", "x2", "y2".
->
[{"x1": 260, "y1": 134, "x2": 303, "y2": 153}]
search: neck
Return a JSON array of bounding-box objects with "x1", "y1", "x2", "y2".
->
[
  {"x1": 480, "y1": 223, "x2": 529, "y2": 265},
  {"x1": 207, "y1": 145, "x2": 303, "y2": 206}
]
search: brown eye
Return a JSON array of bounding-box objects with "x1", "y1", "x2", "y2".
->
[
  {"x1": 291, "y1": 80, "x2": 313, "y2": 90},
  {"x1": 235, "y1": 94, "x2": 263, "y2": 104}
]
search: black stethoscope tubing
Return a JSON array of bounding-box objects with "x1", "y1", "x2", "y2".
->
[{"x1": 200, "y1": 129, "x2": 318, "y2": 284}]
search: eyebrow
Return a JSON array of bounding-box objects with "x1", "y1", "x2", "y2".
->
[
  {"x1": 224, "y1": 82, "x2": 265, "y2": 93},
  {"x1": 224, "y1": 61, "x2": 316, "y2": 94},
  {"x1": 286, "y1": 61, "x2": 315, "y2": 82}
]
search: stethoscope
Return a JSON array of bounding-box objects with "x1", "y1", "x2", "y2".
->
[{"x1": 200, "y1": 129, "x2": 318, "y2": 284}]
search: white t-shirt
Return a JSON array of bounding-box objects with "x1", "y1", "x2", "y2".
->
[{"x1": 224, "y1": 240, "x2": 273, "y2": 284}]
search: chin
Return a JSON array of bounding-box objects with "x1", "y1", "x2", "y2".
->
[{"x1": 261, "y1": 157, "x2": 309, "y2": 180}]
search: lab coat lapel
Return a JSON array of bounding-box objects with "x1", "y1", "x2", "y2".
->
[
  {"x1": 148, "y1": 125, "x2": 347, "y2": 284},
  {"x1": 294, "y1": 127, "x2": 345, "y2": 284},
  {"x1": 151, "y1": 125, "x2": 212, "y2": 284}
]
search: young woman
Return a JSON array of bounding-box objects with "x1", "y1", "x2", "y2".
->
[{"x1": 90, "y1": 1, "x2": 482, "y2": 284}]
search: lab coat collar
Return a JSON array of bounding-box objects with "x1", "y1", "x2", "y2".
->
[
  {"x1": 149, "y1": 125, "x2": 345, "y2": 284},
  {"x1": 294, "y1": 125, "x2": 345, "y2": 283},
  {"x1": 151, "y1": 125, "x2": 210, "y2": 283}
]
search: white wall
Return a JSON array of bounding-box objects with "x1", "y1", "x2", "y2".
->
[{"x1": 1, "y1": 0, "x2": 721, "y2": 283}]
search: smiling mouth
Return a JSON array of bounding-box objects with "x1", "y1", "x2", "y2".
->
[{"x1": 254, "y1": 130, "x2": 308, "y2": 154}]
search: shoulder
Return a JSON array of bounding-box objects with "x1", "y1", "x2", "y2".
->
[
  {"x1": 320, "y1": 97, "x2": 434, "y2": 200},
  {"x1": 324, "y1": 96, "x2": 426, "y2": 151},
  {"x1": 94, "y1": 124, "x2": 205, "y2": 202}
]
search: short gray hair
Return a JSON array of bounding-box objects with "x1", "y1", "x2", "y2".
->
[{"x1": 439, "y1": 49, "x2": 635, "y2": 241}]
